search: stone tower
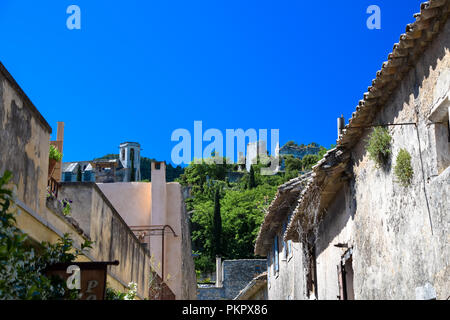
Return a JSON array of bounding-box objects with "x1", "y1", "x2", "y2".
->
[{"x1": 119, "y1": 142, "x2": 141, "y2": 181}]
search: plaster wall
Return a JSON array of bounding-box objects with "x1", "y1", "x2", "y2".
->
[
  {"x1": 0, "y1": 65, "x2": 51, "y2": 217},
  {"x1": 267, "y1": 241, "x2": 306, "y2": 300},
  {"x1": 97, "y1": 182, "x2": 152, "y2": 227},
  {"x1": 59, "y1": 183, "x2": 152, "y2": 298},
  {"x1": 314, "y1": 19, "x2": 450, "y2": 300}
]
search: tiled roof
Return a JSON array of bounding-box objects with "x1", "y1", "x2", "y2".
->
[
  {"x1": 254, "y1": 172, "x2": 313, "y2": 256},
  {"x1": 284, "y1": 0, "x2": 450, "y2": 241},
  {"x1": 337, "y1": 0, "x2": 449, "y2": 149}
]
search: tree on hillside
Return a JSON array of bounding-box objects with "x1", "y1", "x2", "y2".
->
[
  {"x1": 212, "y1": 187, "x2": 222, "y2": 256},
  {"x1": 248, "y1": 165, "x2": 256, "y2": 189}
]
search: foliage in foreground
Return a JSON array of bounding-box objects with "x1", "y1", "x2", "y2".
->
[
  {"x1": 49, "y1": 145, "x2": 63, "y2": 162},
  {"x1": 0, "y1": 170, "x2": 91, "y2": 300},
  {"x1": 105, "y1": 282, "x2": 137, "y2": 300}
]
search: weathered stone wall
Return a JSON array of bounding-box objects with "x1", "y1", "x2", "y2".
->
[
  {"x1": 350, "y1": 19, "x2": 450, "y2": 300},
  {"x1": 0, "y1": 63, "x2": 52, "y2": 216},
  {"x1": 314, "y1": 184, "x2": 354, "y2": 300},
  {"x1": 197, "y1": 259, "x2": 267, "y2": 300},
  {"x1": 267, "y1": 241, "x2": 306, "y2": 300},
  {"x1": 313, "y1": 19, "x2": 450, "y2": 300},
  {"x1": 59, "y1": 182, "x2": 152, "y2": 299}
]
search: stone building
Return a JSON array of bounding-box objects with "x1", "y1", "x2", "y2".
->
[
  {"x1": 61, "y1": 141, "x2": 142, "y2": 183},
  {"x1": 0, "y1": 61, "x2": 153, "y2": 299},
  {"x1": 254, "y1": 173, "x2": 313, "y2": 300},
  {"x1": 234, "y1": 272, "x2": 268, "y2": 300},
  {"x1": 257, "y1": 0, "x2": 450, "y2": 300},
  {"x1": 197, "y1": 257, "x2": 266, "y2": 300}
]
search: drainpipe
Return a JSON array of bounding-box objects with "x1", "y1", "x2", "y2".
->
[{"x1": 161, "y1": 225, "x2": 177, "y2": 284}]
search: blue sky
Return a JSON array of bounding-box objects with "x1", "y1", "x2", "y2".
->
[{"x1": 0, "y1": 0, "x2": 424, "y2": 165}]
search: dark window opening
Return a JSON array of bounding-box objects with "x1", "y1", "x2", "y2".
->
[
  {"x1": 155, "y1": 162, "x2": 161, "y2": 170},
  {"x1": 306, "y1": 244, "x2": 318, "y2": 299},
  {"x1": 337, "y1": 248, "x2": 354, "y2": 300},
  {"x1": 429, "y1": 100, "x2": 450, "y2": 174}
]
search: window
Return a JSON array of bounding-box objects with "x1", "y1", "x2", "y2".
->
[
  {"x1": 282, "y1": 222, "x2": 288, "y2": 260},
  {"x1": 337, "y1": 248, "x2": 354, "y2": 300},
  {"x1": 121, "y1": 149, "x2": 125, "y2": 161},
  {"x1": 63, "y1": 172, "x2": 72, "y2": 182},
  {"x1": 306, "y1": 244, "x2": 317, "y2": 299},
  {"x1": 429, "y1": 97, "x2": 450, "y2": 174}
]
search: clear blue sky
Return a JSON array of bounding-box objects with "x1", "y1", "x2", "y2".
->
[{"x1": 0, "y1": 0, "x2": 423, "y2": 165}]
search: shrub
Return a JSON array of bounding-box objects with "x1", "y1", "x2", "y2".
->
[
  {"x1": 0, "y1": 170, "x2": 91, "y2": 299},
  {"x1": 394, "y1": 149, "x2": 414, "y2": 187},
  {"x1": 105, "y1": 282, "x2": 137, "y2": 300},
  {"x1": 49, "y1": 145, "x2": 63, "y2": 162},
  {"x1": 60, "y1": 198, "x2": 73, "y2": 216},
  {"x1": 366, "y1": 127, "x2": 392, "y2": 167}
]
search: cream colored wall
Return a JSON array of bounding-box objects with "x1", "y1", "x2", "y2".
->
[
  {"x1": 94, "y1": 178, "x2": 195, "y2": 299},
  {"x1": 97, "y1": 182, "x2": 152, "y2": 227},
  {"x1": 165, "y1": 183, "x2": 183, "y2": 298}
]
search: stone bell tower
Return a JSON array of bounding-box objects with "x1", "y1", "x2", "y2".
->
[{"x1": 119, "y1": 142, "x2": 141, "y2": 181}]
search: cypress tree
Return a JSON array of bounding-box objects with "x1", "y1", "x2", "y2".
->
[
  {"x1": 248, "y1": 165, "x2": 256, "y2": 189},
  {"x1": 212, "y1": 187, "x2": 222, "y2": 256}
]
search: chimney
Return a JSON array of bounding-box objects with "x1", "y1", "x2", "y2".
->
[
  {"x1": 50, "y1": 122, "x2": 65, "y2": 182},
  {"x1": 216, "y1": 256, "x2": 223, "y2": 288},
  {"x1": 337, "y1": 115, "x2": 345, "y2": 140},
  {"x1": 151, "y1": 161, "x2": 167, "y2": 226}
]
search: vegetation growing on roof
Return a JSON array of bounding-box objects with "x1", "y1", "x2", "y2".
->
[
  {"x1": 49, "y1": 145, "x2": 63, "y2": 162},
  {"x1": 394, "y1": 148, "x2": 414, "y2": 187}
]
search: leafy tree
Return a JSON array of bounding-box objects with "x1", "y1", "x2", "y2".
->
[
  {"x1": 0, "y1": 170, "x2": 92, "y2": 300},
  {"x1": 181, "y1": 142, "x2": 334, "y2": 274},
  {"x1": 302, "y1": 154, "x2": 319, "y2": 171}
]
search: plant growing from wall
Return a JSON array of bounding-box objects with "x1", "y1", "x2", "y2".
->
[
  {"x1": 0, "y1": 170, "x2": 92, "y2": 300},
  {"x1": 394, "y1": 148, "x2": 414, "y2": 187},
  {"x1": 60, "y1": 198, "x2": 73, "y2": 216},
  {"x1": 49, "y1": 145, "x2": 63, "y2": 162},
  {"x1": 366, "y1": 127, "x2": 392, "y2": 168}
]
